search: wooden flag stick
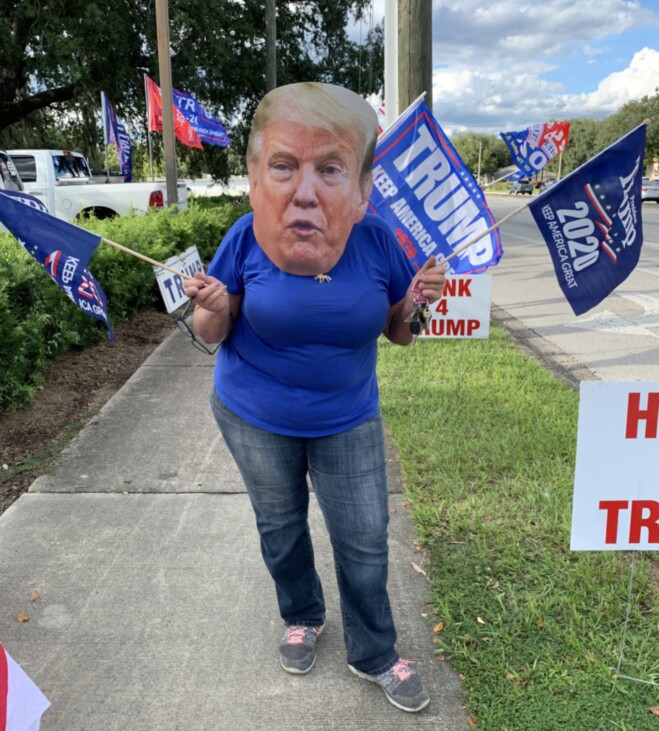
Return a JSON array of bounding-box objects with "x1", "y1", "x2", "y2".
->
[
  {"x1": 100, "y1": 236, "x2": 195, "y2": 281},
  {"x1": 435, "y1": 199, "x2": 531, "y2": 268}
]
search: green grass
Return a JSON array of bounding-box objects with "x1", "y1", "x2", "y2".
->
[{"x1": 378, "y1": 327, "x2": 659, "y2": 731}]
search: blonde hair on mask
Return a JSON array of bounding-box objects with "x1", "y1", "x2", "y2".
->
[{"x1": 246, "y1": 82, "x2": 378, "y2": 187}]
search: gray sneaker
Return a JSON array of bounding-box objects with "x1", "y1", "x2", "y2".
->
[
  {"x1": 349, "y1": 658, "x2": 430, "y2": 712},
  {"x1": 279, "y1": 623, "x2": 325, "y2": 674}
]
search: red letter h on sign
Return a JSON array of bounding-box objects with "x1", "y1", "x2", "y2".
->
[{"x1": 625, "y1": 392, "x2": 659, "y2": 438}]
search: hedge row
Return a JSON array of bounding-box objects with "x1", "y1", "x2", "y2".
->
[{"x1": 0, "y1": 196, "x2": 251, "y2": 412}]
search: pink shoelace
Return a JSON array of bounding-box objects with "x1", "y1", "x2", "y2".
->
[
  {"x1": 285, "y1": 626, "x2": 320, "y2": 645},
  {"x1": 390, "y1": 658, "x2": 414, "y2": 682}
]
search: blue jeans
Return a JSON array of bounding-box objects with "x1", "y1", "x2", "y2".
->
[{"x1": 211, "y1": 391, "x2": 399, "y2": 675}]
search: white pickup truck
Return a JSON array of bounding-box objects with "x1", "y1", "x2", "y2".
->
[{"x1": 8, "y1": 149, "x2": 188, "y2": 222}]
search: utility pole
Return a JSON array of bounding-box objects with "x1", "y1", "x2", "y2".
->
[
  {"x1": 398, "y1": 0, "x2": 432, "y2": 112},
  {"x1": 155, "y1": 0, "x2": 179, "y2": 208},
  {"x1": 477, "y1": 140, "x2": 482, "y2": 185},
  {"x1": 265, "y1": 0, "x2": 277, "y2": 92}
]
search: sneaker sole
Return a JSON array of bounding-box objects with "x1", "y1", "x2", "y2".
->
[
  {"x1": 348, "y1": 664, "x2": 430, "y2": 713},
  {"x1": 279, "y1": 623, "x2": 325, "y2": 675}
]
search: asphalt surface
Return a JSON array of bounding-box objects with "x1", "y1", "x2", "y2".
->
[{"x1": 0, "y1": 328, "x2": 470, "y2": 731}]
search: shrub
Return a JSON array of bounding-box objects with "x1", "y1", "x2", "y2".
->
[{"x1": 0, "y1": 199, "x2": 250, "y2": 412}]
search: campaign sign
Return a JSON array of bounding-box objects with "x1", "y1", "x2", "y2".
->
[
  {"x1": 571, "y1": 381, "x2": 659, "y2": 551},
  {"x1": 419, "y1": 275, "x2": 492, "y2": 339},
  {"x1": 153, "y1": 245, "x2": 203, "y2": 313}
]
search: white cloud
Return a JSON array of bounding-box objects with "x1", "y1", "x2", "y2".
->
[
  {"x1": 432, "y1": 0, "x2": 657, "y2": 66},
  {"x1": 432, "y1": 47, "x2": 659, "y2": 133},
  {"x1": 575, "y1": 47, "x2": 659, "y2": 113},
  {"x1": 349, "y1": 0, "x2": 659, "y2": 134}
]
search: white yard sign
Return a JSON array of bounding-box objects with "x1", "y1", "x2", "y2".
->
[
  {"x1": 153, "y1": 245, "x2": 203, "y2": 313},
  {"x1": 419, "y1": 275, "x2": 492, "y2": 339},
  {"x1": 571, "y1": 381, "x2": 659, "y2": 551}
]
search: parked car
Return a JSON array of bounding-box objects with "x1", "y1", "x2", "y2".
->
[
  {"x1": 0, "y1": 150, "x2": 23, "y2": 192},
  {"x1": 8, "y1": 149, "x2": 188, "y2": 222},
  {"x1": 0, "y1": 149, "x2": 26, "y2": 234},
  {"x1": 508, "y1": 179, "x2": 533, "y2": 195},
  {"x1": 641, "y1": 179, "x2": 659, "y2": 203}
]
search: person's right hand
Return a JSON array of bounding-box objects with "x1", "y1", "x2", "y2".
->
[{"x1": 183, "y1": 271, "x2": 229, "y2": 314}]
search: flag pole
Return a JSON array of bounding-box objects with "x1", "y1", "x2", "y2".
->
[
  {"x1": 100, "y1": 92, "x2": 110, "y2": 184},
  {"x1": 379, "y1": 91, "x2": 427, "y2": 138},
  {"x1": 144, "y1": 74, "x2": 155, "y2": 182},
  {"x1": 435, "y1": 200, "x2": 530, "y2": 268},
  {"x1": 100, "y1": 236, "x2": 195, "y2": 281}
]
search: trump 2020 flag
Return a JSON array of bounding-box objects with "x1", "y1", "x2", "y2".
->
[
  {"x1": 145, "y1": 75, "x2": 203, "y2": 150},
  {"x1": 0, "y1": 190, "x2": 114, "y2": 339},
  {"x1": 1, "y1": 644, "x2": 50, "y2": 730},
  {"x1": 173, "y1": 90, "x2": 230, "y2": 147},
  {"x1": 501, "y1": 120, "x2": 570, "y2": 179},
  {"x1": 529, "y1": 123, "x2": 646, "y2": 316},
  {"x1": 101, "y1": 92, "x2": 133, "y2": 182},
  {"x1": 369, "y1": 98, "x2": 503, "y2": 274}
]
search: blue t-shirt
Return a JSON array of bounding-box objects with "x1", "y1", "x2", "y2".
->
[{"x1": 208, "y1": 212, "x2": 414, "y2": 436}]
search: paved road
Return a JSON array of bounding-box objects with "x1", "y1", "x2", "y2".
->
[{"x1": 486, "y1": 195, "x2": 659, "y2": 383}]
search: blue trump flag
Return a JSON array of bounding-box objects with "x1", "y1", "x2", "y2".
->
[
  {"x1": 173, "y1": 89, "x2": 230, "y2": 147},
  {"x1": 368, "y1": 98, "x2": 502, "y2": 274},
  {"x1": 0, "y1": 190, "x2": 113, "y2": 339},
  {"x1": 528, "y1": 123, "x2": 646, "y2": 316},
  {"x1": 500, "y1": 121, "x2": 570, "y2": 179},
  {"x1": 101, "y1": 92, "x2": 133, "y2": 182}
]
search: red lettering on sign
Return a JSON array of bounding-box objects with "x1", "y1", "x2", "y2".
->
[
  {"x1": 434, "y1": 298, "x2": 449, "y2": 316},
  {"x1": 629, "y1": 500, "x2": 659, "y2": 544},
  {"x1": 467, "y1": 319, "x2": 479, "y2": 335},
  {"x1": 625, "y1": 392, "x2": 659, "y2": 438},
  {"x1": 443, "y1": 279, "x2": 456, "y2": 296},
  {"x1": 599, "y1": 500, "x2": 659, "y2": 544},
  {"x1": 599, "y1": 500, "x2": 629, "y2": 544},
  {"x1": 441, "y1": 279, "x2": 472, "y2": 297}
]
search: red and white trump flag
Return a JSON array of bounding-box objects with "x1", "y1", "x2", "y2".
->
[{"x1": 0, "y1": 645, "x2": 50, "y2": 731}]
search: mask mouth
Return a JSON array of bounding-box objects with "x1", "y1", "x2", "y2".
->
[{"x1": 290, "y1": 219, "x2": 320, "y2": 232}]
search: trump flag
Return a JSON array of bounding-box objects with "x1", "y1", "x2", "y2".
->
[
  {"x1": 145, "y1": 76, "x2": 203, "y2": 149},
  {"x1": 0, "y1": 190, "x2": 113, "y2": 339},
  {"x1": 368, "y1": 98, "x2": 503, "y2": 274},
  {"x1": 173, "y1": 90, "x2": 230, "y2": 147},
  {"x1": 1, "y1": 644, "x2": 50, "y2": 731},
  {"x1": 101, "y1": 92, "x2": 133, "y2": 182},
  {"x1": 501, "y1": 120, "x2": 571, "y2": 179},
  {"x1": 529, "y1": 123, "x2": 646, "y2": 316}
]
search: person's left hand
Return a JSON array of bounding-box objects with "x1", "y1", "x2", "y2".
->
[{"x1": 411, "y1": 256, "x2": 446, "y2": 303}]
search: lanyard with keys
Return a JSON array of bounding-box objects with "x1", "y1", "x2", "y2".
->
[{"x1": 404, "y1": 282, "x2": 432, "y2": 349}]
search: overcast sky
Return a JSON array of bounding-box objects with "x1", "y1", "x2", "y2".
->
[{"x1": 350, "y1": 0, "x2": 659, "y2": 135}]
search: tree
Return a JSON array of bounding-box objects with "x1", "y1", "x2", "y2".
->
[
  {"x1": 452, "y1": 133, "x2": 509, "y2": 180},
  {"x1": 0, "y1": 1, "x2": 146, "y2": 133},
  {"x1": 0, "y1": 0, "x2": 382, "y2": 179}
]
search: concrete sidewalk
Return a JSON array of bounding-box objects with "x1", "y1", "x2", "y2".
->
[{"x1": 0, "y1": 327, "x2": 471, "y2": 730}]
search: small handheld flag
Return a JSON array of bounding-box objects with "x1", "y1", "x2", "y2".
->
[
  {"x1": 369, "y1": 98, "x2": 503, "y2": 274},
  {"x1": 0, "y1": 190, "x2": 114, "y2": 339},
  {"x1": 528, "y1": 123, "x2": 646, "y2": 315}
]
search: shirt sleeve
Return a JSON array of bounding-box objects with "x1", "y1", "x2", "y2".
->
[{"x1": 206, "y1": 214, "x2": 252, "y2": 296}]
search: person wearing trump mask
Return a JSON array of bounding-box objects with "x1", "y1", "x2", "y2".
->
[{"x1": 183, "y1": 82, "x2": 445, "y2": 713}]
